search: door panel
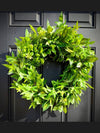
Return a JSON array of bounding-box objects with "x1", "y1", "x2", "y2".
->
[
  {"x1": 65, "y1": 12, "x2": 95, "y2": 28},
  {"x1": 67, "y1": 69, "x2": 93, "y2": 122},
  {"x1": 0, "y1": 11, "x2": 99, "y2": 122},
  {"x1": 9, "y1": 12, "x2": 43, "y2": 27}
]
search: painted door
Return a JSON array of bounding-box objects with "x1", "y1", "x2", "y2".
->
[{"x1": 0, "y1": 11, "x2": 100, "y2": 122}]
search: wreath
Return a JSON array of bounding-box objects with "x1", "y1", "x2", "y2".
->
[{"x1": 4, "y1": 12, "x2": 98, "y2": 113}]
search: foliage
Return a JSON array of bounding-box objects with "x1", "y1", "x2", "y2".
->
[{"x1": 3, "y1": 12, "x2": 98, "y2": 114}]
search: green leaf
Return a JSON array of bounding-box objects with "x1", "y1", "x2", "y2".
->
[
  {"x1": 71, "y1": 98, "x2": 75, "y2": 104},
  {"x1": 75, "y1": 21, "x2": 79, "y2": 30},
  {"x1": 37, "y1": 26, "x2": 42, "y2": 33},
  {"x1": 38, "y1": 92, "x2": 47, "y2": 99},
  {"x1": 8, "y1": 71, "x2": 13, "y2": 75},
  {"x1": 50, "y1": 44, "x2": 56, "y2": 54},
  {"x1": 65, "y1": 47, "x2": 74, "y2": 53},
  {"x1": 47, "y1": 19, "x2": 50, "y2": 28},
  {"x1": 63, "y1": 106, "x2": 67, "y2": 114},
  {"x1": 53, "y1": 105, "x2": 58, "y2": 111},
  {"x1": 55, "y1": 21, "x2": 62, "y2": 27},
  {"x1": 89, "y1": 41, "x2": 95, "y2": 44},
  {"x1": 15, "y1": 37, "x2": 21, "y2": 43},
  {"x1": 11, "y1": 74, "x2": 17, "y2": 78},
  {"x1": 38, "y1": 28, "x2": 46, "y2": 36},
  {"x1": 76, "y1": 62, "x2": 82, "y2": 68},
  {"x1": 58, "y1": 105, "x2": 63, "y2": 112},
  {"x1": 50, "y1": 98, "x2": 54, "y2": 109},
  {"x1": 29, "y1": 103, "x2": 33, "y2": 109},
  {"x1": 5, "y1": 55, "x2": 16, "y2": 63},
  {"x1": 59, "y1": 11, "x2": 63, "y2": 22},
  {"x1": 87, "y1": 56, "x2": 98, "y2": 62},
  {"x1": 17, "y1": 76, "x2": 23, "y2": 82},
  {"x1": 86, "y1": 82, "x2": 94, "y2": 89},
  {"x1": 21, "y1": 91, "x2": 33, "y2": 100},
  {"x1": 53, "y1": 104, "x2": 63, "y2": 112},
  {"x1": 42, "y1": 52, "x2": 47, "y2": 57},
  {"x1": 66, "y1": 58, "x2": 74, "y2": 66},
  {"x1": 42, "y1": 102, "x2": 50, "y2": 111},
  {"x1": 40, "y1": 58, "x2": 44, "y2": 64},
  {"x1": 29, "y1": 24, "x2": 37, "y2": 34},
  {"x1": 11, "y1": 51, "x2": 15, "y2": 57},
  {"x1": 46, "y1": 20, "x2": 54, "y2": 34},
  {"x1": 25, "y1": 29, "x2": 30, "y2": 37},
  {"x1": 3, "y1": 64, "x2": 11, "y2": 68},
  {"x1": 34, "y1": 97, "x2": 42, "y2": 104},
  {"x1": 29, "y1": 101, "x2": 37, "y2": 109}
]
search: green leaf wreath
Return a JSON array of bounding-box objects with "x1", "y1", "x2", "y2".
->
[{"x1": 3, "y1": 12, "x2": 98, "y2": 113}]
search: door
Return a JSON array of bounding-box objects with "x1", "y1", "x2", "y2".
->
[{"x1": 0, "y1": 11, "x2": 100, "y2": 122}]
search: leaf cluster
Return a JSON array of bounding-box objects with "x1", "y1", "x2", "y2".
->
[{"x1": 3, "y1": 12, "x2": 98, "y2": 114}]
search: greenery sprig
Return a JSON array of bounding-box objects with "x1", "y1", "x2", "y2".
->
[{"x1": 3, "y1": 12, "x2": 98, "y2": 113}]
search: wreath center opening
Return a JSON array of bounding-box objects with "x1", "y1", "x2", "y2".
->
[{"x1": 38, "y1": 58, "x2": 65, "y2": 87}]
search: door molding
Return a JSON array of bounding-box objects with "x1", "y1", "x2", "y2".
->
[{"x1": 9, "y1": 12, "x2": 44, "y2": 27}]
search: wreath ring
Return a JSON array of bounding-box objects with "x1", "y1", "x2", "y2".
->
[{"x1": 4, "y1": 12, "x2": 98, "y2": 113}]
